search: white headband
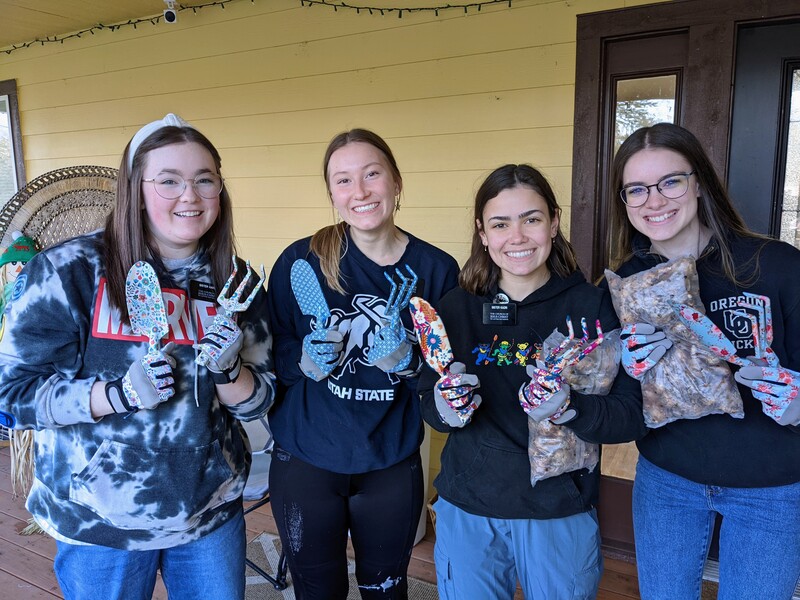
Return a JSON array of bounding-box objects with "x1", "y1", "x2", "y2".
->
[{"x1": 127, "y1": 113, "x2": 194, "y2": 171}]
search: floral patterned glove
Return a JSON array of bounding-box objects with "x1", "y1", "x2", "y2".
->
[
  {"x1": 435, "y1": 362, "x2": 481, "y2": 426},
  {"x1": 519, "y1": 363, "x2": 574, "y2": 424},
  {"x1": 106, "y1": 342, "x2": 177, "y2": 413},
  {"x1": 735, "y1": 364, "x2": 800, "y2": 426},
  {"x1": 620, "y1": 323, "x2": 672, "y2": 380},
  {"x1": 195, "y1": 314, "x2": 243, "y2": 384}
]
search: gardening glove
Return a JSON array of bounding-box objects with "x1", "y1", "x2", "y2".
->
[
  {"x1": 367, "y1": 266, "x2": 417, "y2": 373},
  {"x1": 519, "y1": 363, "x2": 574, "y2": 424},
  {"x1": 620, "y1": 323, "x2": 672, "y2": 380},
  {"x1": 300, "y1": 321, "x2": 349, "y2": 382},
  {"x1": 735, "y1": 364, "x2": 800, "y2": 426},
  {"x1": 195, "y1": 314, "x2": 243, "y2": 384},
  {"x1": 434, "y1": 362, "x2": 481, "y2": 427},
  {"x1": 369, "y1": 325, "x2": 413, "y2": 373},
  {"x1": 106, "y1": 342, "x2": 177, "y2": 413}
]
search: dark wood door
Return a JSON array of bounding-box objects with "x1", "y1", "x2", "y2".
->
[{"x1": 728, "y1": 21, "x2": 800, "y2": 237}]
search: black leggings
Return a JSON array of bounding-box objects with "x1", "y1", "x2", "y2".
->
[{"x1": 268, "y1": 447, "x2": 424, "y2": 600}]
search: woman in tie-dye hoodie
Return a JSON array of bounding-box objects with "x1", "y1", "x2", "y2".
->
[{"x1": 0, "y1": 114, "x2": 275, "y2": 600}]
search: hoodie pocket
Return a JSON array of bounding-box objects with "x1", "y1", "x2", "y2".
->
[{"x1": 69, "y1": 438, "x2": 241, "y2": 532}]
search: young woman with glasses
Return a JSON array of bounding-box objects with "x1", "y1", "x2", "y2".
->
[
  {"x1": 0, "y1": 114, "x2": 275, "y2": 600},
  {"x1": 608, "y1": 122, "x2": 800, "y2": 598}
]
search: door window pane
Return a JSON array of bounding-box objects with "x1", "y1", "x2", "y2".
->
[
  {"x1": 780, "y1": 69, "x2": 800, "y2": 248},
  {"x1": 603, "y1": 75, "x2": 678, "y2": 481},
  {"x1": 0, "y1": 95, "x2": 17, "y2": 202},
  {"x1": 614, "y1": 75, "x2": 677, "y2": 153}
]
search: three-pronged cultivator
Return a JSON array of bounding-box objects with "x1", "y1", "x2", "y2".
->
[
  {"x1": 217, "y1": 257, "x2": 266, "y2": 318},
  {"x1": 542, "y1": 317, "x2": 604, "y2": 380}
]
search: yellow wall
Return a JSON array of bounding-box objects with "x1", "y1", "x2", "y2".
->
[{"x1": 0, "y1": 0, "x2": 665, "y2": 500}]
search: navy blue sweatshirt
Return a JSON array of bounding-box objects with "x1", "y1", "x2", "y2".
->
[{"x1": 266, "y1": 229, "x2": 459, "y2": 474}]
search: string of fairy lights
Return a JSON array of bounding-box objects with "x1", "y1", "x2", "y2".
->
[{"x1": 3, "y1": 0, "x2": 514, "y2": 55}]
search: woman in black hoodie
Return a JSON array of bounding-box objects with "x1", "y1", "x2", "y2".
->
[
  {"x1": 418, "y1": 164, "x2": 642, "y2": 600},
  {"x1": 610, "y1": 123, "x2": 800, "y2": 599}
]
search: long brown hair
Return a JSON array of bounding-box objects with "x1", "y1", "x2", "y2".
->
[
  {"x1": 609, "y1": 123, "x2": 764, "y2": 284},
  {"x1": 460, "y1": 164, "x2": 578, "y2": 296},
  {"x1": 102, "y1": 126, "x2": 236, "y2": 324},
  {"x1": 310, "y1": 128, "x2": 402, "y2": 294}
]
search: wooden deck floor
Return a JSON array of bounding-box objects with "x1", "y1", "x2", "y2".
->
[{"x1": 0, "y1": 445, "x2": 642, "y2": 599}]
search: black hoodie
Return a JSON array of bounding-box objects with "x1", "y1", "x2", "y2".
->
[
  {"x1": 418, "y1": 271, "x2": 643, "y2": 519},
  {"x1": 605, "y1": 233, "x2": 800, "y2": 488}
]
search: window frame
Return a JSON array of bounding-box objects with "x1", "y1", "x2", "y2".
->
[{"x1": 0, "y1": 79, "x2": 25, "y2": 192}]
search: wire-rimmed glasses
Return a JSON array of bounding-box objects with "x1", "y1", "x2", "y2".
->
[
  {"x1": 143, "y1": 173, "x2": 224, "y2": 199},
  {"x1": 619, "y1": 171, "x2": 696, "y2": 207}
]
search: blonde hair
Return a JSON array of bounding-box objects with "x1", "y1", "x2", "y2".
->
[{"x1": 309, "y1": 222, "x2": 349, "y2": 294}]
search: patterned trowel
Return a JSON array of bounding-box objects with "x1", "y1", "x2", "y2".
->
[
  {"x1": 409, "y1": 297, "x2": 453, "y2": 374},
  {"x1": 291, "y1": 259, "x2": 343, "y2": 379},
  {"x1": 126, "y1": 261, "x2": 169, "y2": 356},
  {"x1": 409, "y1": 297, "x2": 479, "y2": 410},
  {"x1": 290, "y1": 259, "x2": 331, "y2": 329}
]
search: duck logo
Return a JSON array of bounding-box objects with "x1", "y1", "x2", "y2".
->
[{"x1": 721, "y1": 306, "x2": 758, "y2": 351}]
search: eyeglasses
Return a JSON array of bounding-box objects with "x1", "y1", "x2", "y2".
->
[
  {"x1": 142, "y1": 173, "x2": 224, "y2": 200},
  {"x1": 619, "y1": 171, "x2": 696, "y2": 207}
]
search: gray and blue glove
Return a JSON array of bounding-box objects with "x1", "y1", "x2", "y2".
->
[
  {"x1": 300, "y1": 321, "x2": 349, "y2": 382},
  {"x1": 367, "y1": 266, "x2": 417, "y2": 373},
  {"x1": 291, "y1": 259, "x2": 349, "y2": 381}
]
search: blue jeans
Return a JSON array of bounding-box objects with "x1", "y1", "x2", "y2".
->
[
  {"x1": 54, "y1": 509, "x2": 246, "y2": 600},
  {"x1": 433, "y1": 497, "x2": 602, "y2": 600},
  {"x1": 633, "y1": 456, "x2": 800, "y2": 600}
]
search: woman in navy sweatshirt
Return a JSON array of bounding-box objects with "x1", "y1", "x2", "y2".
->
[{"x1": 266, "y1": 129, "x2": 459, "y2": 599}]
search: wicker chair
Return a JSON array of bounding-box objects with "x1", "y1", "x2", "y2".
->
[
  {"x1": 0, "y1": 165, "x2": 117, "y2": 499},
  {"x1": 0, "y1": 165, "x2": 117, "y2": 249}
]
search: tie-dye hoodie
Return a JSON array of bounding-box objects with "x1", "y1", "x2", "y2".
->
[{"x1": 0, "y1": 231, "x2": 275, "y2": 550}]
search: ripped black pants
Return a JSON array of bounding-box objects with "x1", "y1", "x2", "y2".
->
[{"x1": 268, "y1": 447, "x2": 424, "y2": 600}]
